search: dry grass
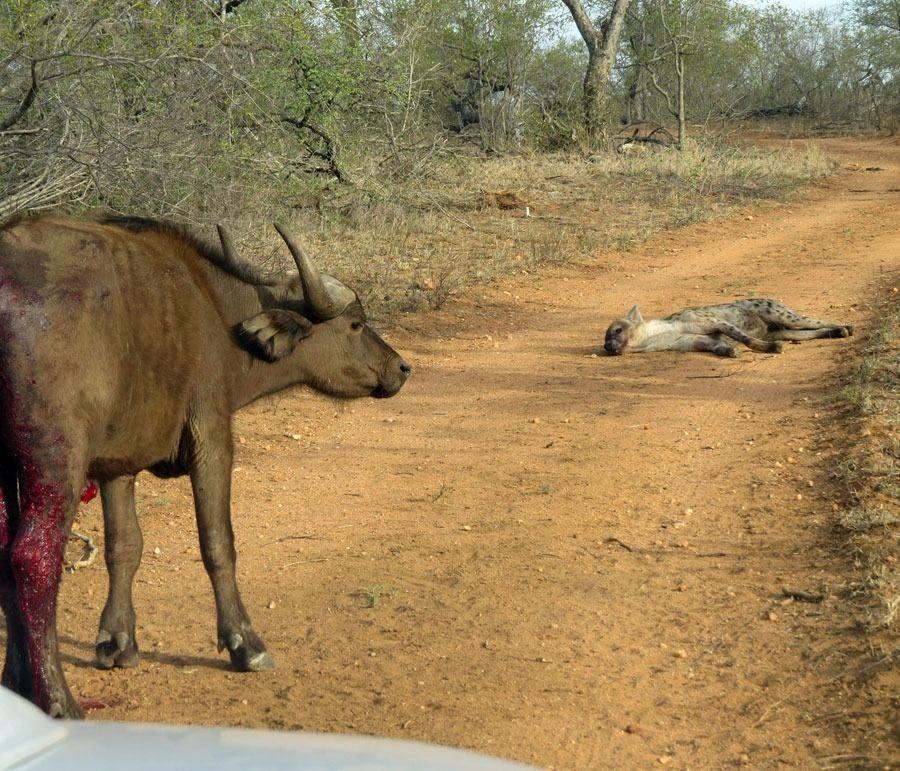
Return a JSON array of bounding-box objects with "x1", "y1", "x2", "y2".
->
[
  {"x1": 836, "y1": 285, "x2": 899, "y2": 631},
  {"x1": 714, "y1": 118, "x2": 896, "y2": 140},
  {"x1": 230, "y1": 140, "x2": 835, "y2": 322}
]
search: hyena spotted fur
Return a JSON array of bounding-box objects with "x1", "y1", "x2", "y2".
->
[{"x1": 604, "y1": 299, "x2": 853, "y2": 357}]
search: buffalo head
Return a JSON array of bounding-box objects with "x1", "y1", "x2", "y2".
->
[{"x1": 230, "y1": 224, "x2": 410, "y2": 399}]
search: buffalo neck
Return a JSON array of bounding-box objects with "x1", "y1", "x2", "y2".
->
[{"x1": 203, "y1": 265, "x2": 316, "y2": 411}]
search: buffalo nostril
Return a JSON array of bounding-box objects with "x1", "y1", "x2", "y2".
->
[{"x1": 399, "y1": 360, "x2": 412, "y2": 376}]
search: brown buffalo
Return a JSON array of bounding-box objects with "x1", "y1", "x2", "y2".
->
[{"x1": 0, "y1": 213, "x2": 410, "y2": 718}]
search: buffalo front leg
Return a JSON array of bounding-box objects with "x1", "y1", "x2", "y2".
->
[
  {"x1": 0, "y1": 459, "x2": 31, "y2": 698},
  {"x1": 189, "y1": 428, "x2": 274, "y2": 672},
  {"x1": 95, "y1": 476, "x2": 142, "y2": 669}
]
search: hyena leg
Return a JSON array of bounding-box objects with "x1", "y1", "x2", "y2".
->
[
  {"x1": 769, "y1": 327, "x2": 853, "y2": 341},
  {"x1": 679, "y1": 335, "x2": 737, "y2": 358},
  {"x1": 704, "y1": 323, "x2": 782, "y2": 353},
  {"x1": 761, "y1": 302, "x2": 853, "y2": 337}
]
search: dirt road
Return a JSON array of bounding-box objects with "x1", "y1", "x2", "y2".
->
[{"x1": 61, "y1": 138, "x2": 898, "y2": 768}]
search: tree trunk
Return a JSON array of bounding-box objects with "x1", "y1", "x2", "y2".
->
[
  {"x1": 675, "y1": 52, "x2": 686, "y2": 149},
  {"x1": 583, "y1": 48, "x2": 606, "y2": 133},
  {"x1": 625, "y1": 64, "x2": 645, "y2": 123},
  {"x1": 562, "y1": 0, "x2": 635, "y2": 135}
]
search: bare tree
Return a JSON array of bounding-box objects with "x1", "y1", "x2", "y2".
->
[
  {"x1": 561, "y1": 0, "x2": 634, "y2": 134},
  {"x1": 642, "y1": 0, "x2": 704, "y2": 149},
  {"x1": 623, "y1": 8, "x2": 651, "y2": 124}
]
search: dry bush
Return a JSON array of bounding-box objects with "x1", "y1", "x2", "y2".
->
[
  {"x1": 835, "y1": 286, "x2": 899, "y2": 631},
  {"x1": 232, "y1": 140, "x2": 833, "y2": 321}
]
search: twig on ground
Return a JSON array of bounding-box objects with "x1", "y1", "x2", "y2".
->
[
  {"x1": 604, "y1": 537, "x2": 636, "y2": 552},
  {"x1": 67, "y1": 530, "x2": 98, "y2": 571},
  {"x1": 270, "y1": 533, "x2": 320, "y2": 545},
  {"x1": 280, "y1": 557, "x2": 331, "y2": 569},
  {"x1": 782, "y1": 586, "x2": 825, "y2": 603},
  {"x1": 685, "y1": 371, "x2": 743, "y2": 379}
]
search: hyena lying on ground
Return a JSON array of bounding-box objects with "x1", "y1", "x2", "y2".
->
[{"x1": 603, "y1": 299, "x2": 853, "y2": 357}]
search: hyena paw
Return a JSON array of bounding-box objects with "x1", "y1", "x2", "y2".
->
[
  {"x1": 768, "y1": 341, "x2": 783, "y2": 353},
  {"x1": 714, "y1": 344, "x2": 737, "y2": 358}
]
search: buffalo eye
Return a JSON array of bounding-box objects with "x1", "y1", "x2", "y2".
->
[{"x1": 351, "y1": 321, "x2": 364, "y2": 331}]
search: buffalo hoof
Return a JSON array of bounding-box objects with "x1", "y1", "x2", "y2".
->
[
  {"x1": 49, "y1": 699, "x2": 85, "y2": 720},
  {"x1": 95, "y1": 630, "x2": 140, "y2": 670},
  {"x1": 221, "y1": 631, "x2": 275, "y2": 672},
  {"x1": 246, "y1": 651, "x2": 276, "y2": 672}
]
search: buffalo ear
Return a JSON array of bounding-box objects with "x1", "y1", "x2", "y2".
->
[
  {"x1": 236, "y1": 310, "x2": 313, "y2": 361},
  {"x1": 626, "y1": 304, "x2": 643, "y2": 323}
]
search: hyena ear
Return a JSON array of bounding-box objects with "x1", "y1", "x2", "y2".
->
[
  {"x1": 626, "y1": 304, "x2": 643, "y2": 323},
  {"x1": 236, "y1": 310, "x2": 313, "y2": 361}
]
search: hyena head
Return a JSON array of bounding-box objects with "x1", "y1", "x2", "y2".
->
[{"x1": 604, "y1": 305, "x2": 644, "y2": 355}]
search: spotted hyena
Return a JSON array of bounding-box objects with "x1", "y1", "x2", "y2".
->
[{"x1": 603, "y1": 299, "x2": 853, "y2": 357}]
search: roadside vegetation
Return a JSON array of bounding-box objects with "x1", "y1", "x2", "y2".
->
[
  {"x1": 307, "y1": 141, "x2": 834, "y2": 319},
  {"x1": 825, "y1": 283, "x2": 899, "y2": 763},
  {"x1": 837, "y1": 286, "x2": 899, "y2": 631}
]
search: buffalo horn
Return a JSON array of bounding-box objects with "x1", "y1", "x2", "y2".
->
[
  {"x1": 216, "y1": 224, "x2": 280, "y2": 286},
  {"x1": 273, "y1": 223, "x2": 353, "y2": 319},
  {"x1": 216, "y1": 224, "x2": 242, "y2": 266}
]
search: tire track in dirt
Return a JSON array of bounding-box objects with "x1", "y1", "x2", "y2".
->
[{"x1": 55, "y1": 138, "x2": 898, "y2": 769}]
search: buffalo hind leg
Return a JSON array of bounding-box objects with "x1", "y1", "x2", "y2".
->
[
  {"x1": 189, "y1": 420, "x2": 274, "y2": 672},
  {"x1": 0, "y1": 458, "x2": 31, "y2": 698},
  {"x1": 11, "y1": 461, "x2": 84, "y2": 718},
  {"x1": 95, "y1": 476, "x2": 142, "y2": 669}
]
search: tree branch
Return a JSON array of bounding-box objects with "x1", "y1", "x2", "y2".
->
[
  {"x1": 280, "y1": 113, "x2": 348, "y2": 184},
  {"x1": 0, "y1": 61, "x2": 39, "y2": 132},
  {"x1": 560, "y1": 0, "x2": 600, "y2": 49},
  {"x1": 600, "y1": 0, "x2": 633, "y2": 65}
]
